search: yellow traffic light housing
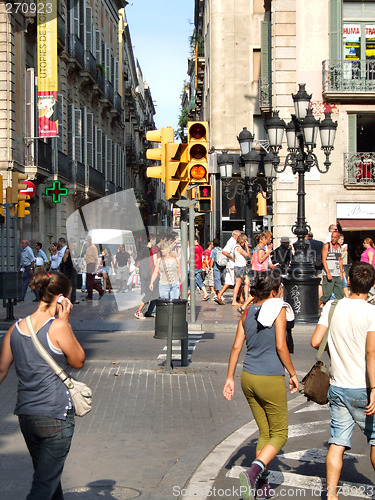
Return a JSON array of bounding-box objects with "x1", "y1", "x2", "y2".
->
[
  {"x1": 197, "y1": 184, "x2": 213, "y2": 212},
  {"x1": 11, "y1": 171, "x2": 28, "y2": 204},
  {"x1": 146, "y1": 127, "x2": 175, "y2": 183},
  {"x1": 187, "y1": 121, "x2": 209, "y2": 184},
  {"x1": 256, "y1": 192, "x2": 267, "y2": 216},
  {"x1": 18, "y1": 196, "x2": 31, "y2": 218}
]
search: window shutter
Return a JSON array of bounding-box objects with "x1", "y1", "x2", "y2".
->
[
  {"x1": 68, "y1": 103, "x2": 75, "y2": 161},
  {"x1": 80, "y1": 0, "x2": 86, "y2": 45},
  {"x1": 102, "y1": 41, "x2": 106, "y2": 71},
  {"x1": 57, "y1": 93, "x2": 64, "y2": 152},
  {"x1": 106, "y1": 47, "x2": 111, "y2": 82},
  {"x1": 329, "y1": 0, "x2": 342, "y2": 61},
  {"x1": 95, "y1": 29, "x2": 101, "y2": 63},
  {"x1": 102, "y1": 133, "x2": 107, "y2": 177},
  {"x1": 26, "y1": 67, "x2": 35, "y2": 142},
  {"x1": 114, "y1": 58, "x2": 119, "y2": 94},
  {"x1": 348, "y1": 114, "x2": 357, "y2": 154},
  {"x1": 260, "y1": 21, "x2": 271, "y2": 82},
  {"x1": 86, "y1": 112, "x2": 93, "y2": 167},
  {"x1": 107, "y1": 138, "x2": 112, "y2": 181},
  {"x1": 111, "y1": 55, "x2": 115, "y2": 84},
  {"x1": 85, "y1": 6, "x2": 92, "y2": 53},
  {"x1": 96, "y1": 128, "x2": 102, "y2": 172},
  {"x1": 73, "y1": 0, "x2": 80, "y2": 36},
  {"x1": 74, "y1": 108, "x2": 82, "y2": 163}
]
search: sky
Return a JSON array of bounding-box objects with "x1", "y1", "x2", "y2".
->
[{"x1": 125, "y1": 0, "x2": 194, "y2": 130}]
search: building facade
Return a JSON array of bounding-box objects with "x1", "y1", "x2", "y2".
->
[
  {"x1": 185, "y1": 0, "x2": 375, "y2": 255},
  {"x1": 0, "y1": 0, "x2": 156, "y2": 254}
]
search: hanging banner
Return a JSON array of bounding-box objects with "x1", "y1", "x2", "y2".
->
[{"x1": 37, "y1": 0, "x2": 58, "y2": 138}]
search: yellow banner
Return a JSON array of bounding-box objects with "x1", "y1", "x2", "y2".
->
[{"x1": 37, "y1": 0, "x2": 58, "y2": 137}]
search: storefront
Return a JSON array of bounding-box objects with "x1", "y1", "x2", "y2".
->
[{"x1": 337, "y1": 202, "x2": 375, "y2": 262}]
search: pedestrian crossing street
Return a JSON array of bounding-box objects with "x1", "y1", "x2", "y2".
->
[
  {"x1": 156, "y1": 332, "x2": 205, "y2": 361},
  {"x1": 226, "y1": 401, "x2": 374, "y2": 499}
]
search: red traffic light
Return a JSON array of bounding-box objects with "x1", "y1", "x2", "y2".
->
[
  {"x1": 190, "y1": 165, "x2": 207, "y2": 180},
  {"x1": 189, "y1": 122, "x2": 207, "y2": 140},
  {"x1": 190, "y1": 143, "x2": 207, "y2": 160}
]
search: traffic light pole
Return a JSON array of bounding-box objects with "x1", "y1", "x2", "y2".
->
[{"x1": 180, "y1": 206, "x2": 189, "y2": 366}]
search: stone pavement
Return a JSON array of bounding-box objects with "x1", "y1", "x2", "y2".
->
[{"x1": 0, "y1": 289, "x2": 373, "y2": 499}]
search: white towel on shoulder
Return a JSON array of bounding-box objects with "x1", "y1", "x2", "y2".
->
[{"x1": 257, "y1": 297, "x2": 295, "y2": 327}]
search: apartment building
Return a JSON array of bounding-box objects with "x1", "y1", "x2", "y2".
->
[
  {"x1": 186, "y1": 0, "x2": 375, "y2": 255},
  {"x1": 0, "y1": 0, "x2": 156, "y2": 246}
]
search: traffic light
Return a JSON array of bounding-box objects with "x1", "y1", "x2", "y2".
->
[
  {"x1": 18, "y1": 196, "x2": 31, "y2": 218},
  {"x1": 197, "y1": 184, "x2": 213, "y2": 212},
  {"x1": 0, "y1": 173, "x2": 4, "y2": 224},
  {"x1": 164, "y1": 142, "x2": 190, "y2": 200},
  {"x1": 11, "y1": 171, "x2": 28, "y2": 204},
  {"x1": 256, "y1": 192, "x2": 267, "y2": 216},
  {"x1": 187, "y1": 121, "x2": 209, "y2": 184},
  {"x1": 146, "y1": 127, "x2": 175, "y2": 183}
]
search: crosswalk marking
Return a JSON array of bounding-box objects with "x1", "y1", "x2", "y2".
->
[
  {"x1": 157, "y1": 332, "x2": 204, "y2": 361},
  {"x1": 227, "y1": 468, "x2": 373, "y2": 499},
  {"x1": 288, "y1": 420, "x2": 330, "y2": 438},
  {"x1": 295, "y1": 403, "x2": 329, "y2": 413},
  {"x1": 277, "y1": 448, "x2": 365, "y2": 463}
]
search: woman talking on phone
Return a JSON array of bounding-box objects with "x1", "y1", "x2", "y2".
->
[{"x1": 0, "y1": 270, "x2": 85, "y2": 500}]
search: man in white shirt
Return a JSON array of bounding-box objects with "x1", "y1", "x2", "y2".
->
[
  {"x1": 214, "y1": 229, "x2": 241, "y2": 305},
  {"x1": 56, "y1": 237, "x2": 67, "y2": 268},
  {"x1": 311, "y1": 261, "x2": 375, "y2": 499}
]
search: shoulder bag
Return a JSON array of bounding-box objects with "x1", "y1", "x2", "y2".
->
[
  {"x1": 301, "y1": 300, "x2": 338, "y2": 405},
  {"x1": 25, "y1": 315, "x2": 92, "y2": 417}
]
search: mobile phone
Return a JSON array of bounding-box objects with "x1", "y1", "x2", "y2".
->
[{"x1": 57, "y1": 296, "x2": 64, "y2": 304}]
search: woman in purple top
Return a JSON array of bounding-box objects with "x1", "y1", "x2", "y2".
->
[{"x1": 360, "y1": 238, "x2": 375, "y2": 267}]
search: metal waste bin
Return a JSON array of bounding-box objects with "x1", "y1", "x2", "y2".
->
[{"x1": 154, "y1": 299, "x2": 187, "y2": 340}]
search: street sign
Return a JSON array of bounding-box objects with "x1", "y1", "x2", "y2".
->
[{"x1": 19, "y1": 180, "x2": 36, "y2": 198}]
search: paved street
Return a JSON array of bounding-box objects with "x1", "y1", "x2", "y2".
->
[{"x1": 0, "y1": 288, "x2": 374, "y2": 499}]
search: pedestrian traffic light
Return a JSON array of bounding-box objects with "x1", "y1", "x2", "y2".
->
[
  {"x1": 146, "y1": 127, "x2": 175, "y2": 183},
  {"x1": 197, "y1": 184, "x2": 213, "y2": 212},
  {"x1": 11, "y1": 171, "x2": 28, "y2": 204},
  {"x1": 18, "y1": 196, "x2": 31, "y2": 218},
  {"x1": 187, "y1": 121, "x2": 209, "y2": 184},
  {"x1": 256, "y1": 192, "x2": 267, "y2": 216}
]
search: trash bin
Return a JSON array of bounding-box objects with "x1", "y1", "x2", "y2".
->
[{"x1": 154, "y1": 299, "x2": 187, "y2": 340}]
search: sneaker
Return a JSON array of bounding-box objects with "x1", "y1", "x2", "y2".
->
[
  {"x1": 257, "y1": 475, "x2": 275, "y2": 500},
  {"x1": 238, "y1": 461, "x2": 264, "y2": 500},
  {"x1": 135, "y1": 310, "x2": 145, "y2": 319}
]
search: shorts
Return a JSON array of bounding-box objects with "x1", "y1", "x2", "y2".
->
[
  {"x1": 234, "y1": 266, "x2": 246, "y2": 279},
  {"x1": 328, "y1": 385, "x2": 375, "y2": 448},
  {"x1": 116, "y1": 265, "x2": 129, "y2": 283},
  {"x1": 224, "y1": 267, "x2": 235, "y2": 286},
  {"x1": 195, "y1": 269, "x2": 205, "y2": 289}
]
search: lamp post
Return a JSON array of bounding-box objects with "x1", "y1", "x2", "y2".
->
[
  {"x1": 217, "y1": 128, "x2": 276, "y2": 245},
  {"x1": 266, "y1": 84, "x2": 338, "y2": 322}
]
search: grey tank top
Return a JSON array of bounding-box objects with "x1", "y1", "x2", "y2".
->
[
  {"x1": 323, "y1": 243, "x2": 341, "y2": 277},
  {"x1": 10, "y1": 317, "x2": 72, "y2": 419},
  {"x1": 242, "y1": 304, "x2": 285, "y2": 376}
]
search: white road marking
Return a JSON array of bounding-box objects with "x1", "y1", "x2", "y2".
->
[
  {"x1": 277, "y1": 448, "x2": 365, "y2": 463},
  {"x1": 227, "y1": 468, "x2": 373, "y2": 499},
  {"x1": 157, "y1": 333, "x2": 204, "y2": 361},
  {"x1": 288, "y1": 420, "x2": 330, "y2": 438},
  {"x1": 295, "y1": 402, "x2": 329, "y2": 413}
]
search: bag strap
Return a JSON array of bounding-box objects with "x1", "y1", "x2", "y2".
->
[
  {"x1": 161, "y1": 257, "x2": 173, "y2": 285},
  {"x1": 25, "y1": 316, "x2": 74, "y2": 389},
  {"x1": 316, "y1": 299, "x2": 338, "y2": 361}
]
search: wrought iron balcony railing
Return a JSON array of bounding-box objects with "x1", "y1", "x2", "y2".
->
[
  {"x1": 344, "y1": 152, "x2": 375, "y2": 186},
  {"x1": 323, "y1": 59, "x2": 375, "y2": 93},
  {"x1": 67, "y1": 34, "x2": 84, "y2": 68},
  {"x1": 83, "y1": 50, "x2": 96, "y2": 80}
]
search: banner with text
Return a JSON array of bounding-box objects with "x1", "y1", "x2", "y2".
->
[{"x1": 37, "y1": 0, "x2": 58, "y2": 138}]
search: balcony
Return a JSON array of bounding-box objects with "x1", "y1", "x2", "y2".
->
[
  {"x1": 100, "y1": 80, "x2": 114, "y2": 108},
  {"x1": 259, "y1": 76, "x2": 272, "y2": 112},
  {"x1": 67, "y1": 34, "x2": 84, "y2": 70},
  {"x1": 114, "y1": 92, "x2": 122, "y2": 113},
  {"x1": 88, "y1": 165, "x2": 105, "y2": 194},
  {"x1": 37, "y1": 140, "x2": 53, "y2": 173},
  {"x1": 106, "y1": 180, "x2": 116, "y2": 194},
  {"x1": 344, "y1": 152, "x2": 375, "y2": 187},
  {"x1": 80, "y1": 50, "x2": 96, "y2": 84},
  {"x1": 323, "y1": 59, "x2": 375, "y2": 101},
  {"x1": 58, "y1": 151, "x2": 69, "y2": 180},
  {"x1": 76, "y1": 161, "x2": 86, "y2": 186}
]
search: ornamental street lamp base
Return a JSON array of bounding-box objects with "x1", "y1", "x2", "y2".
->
[{"x1": 283, "y1": 274, "x2": 320, "y2": 324}]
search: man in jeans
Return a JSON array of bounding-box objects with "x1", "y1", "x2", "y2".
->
[
  {"x1": 18, "y1": 239, "x2": 35, "y2": 302},
  {"x1": 311, "y1": 261, "x2": 375, "y2": 499},
  {"x1": 83, "y1": 236, "x2": 104, "y2": 301}
]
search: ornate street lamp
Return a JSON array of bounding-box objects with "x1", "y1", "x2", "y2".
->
[
  {"x1": 265, "y1": 83, "x2": 338, "y2": 322},
  {"x1": 217, "y1": 133, "x2": 276, "y2": 245}
]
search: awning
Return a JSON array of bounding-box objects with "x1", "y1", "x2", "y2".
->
[{"x1": 338, "y1": 219, "x2": 375, "y2": 231}]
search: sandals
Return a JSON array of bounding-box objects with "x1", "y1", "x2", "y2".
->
[{"x1": 237, "y1": 306, "x2": 244, "y2": 315}]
